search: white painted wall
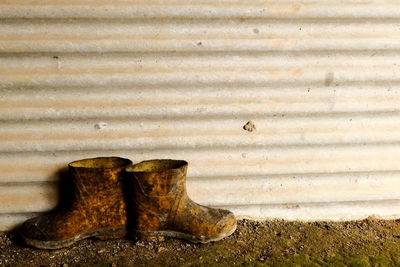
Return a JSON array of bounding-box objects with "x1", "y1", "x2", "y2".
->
[{"x1": 1, "y1": 0, "x2": 400, "y2": 230}]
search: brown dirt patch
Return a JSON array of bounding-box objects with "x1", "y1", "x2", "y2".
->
[{"x1": 2, "y1": 218, "x2": 400, "y2": 266}]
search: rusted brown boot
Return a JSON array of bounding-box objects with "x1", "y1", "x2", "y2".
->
[
  {"x1": 20, "y1": 157, "x2": 132, "y2": 249},
  {"x1": 125, "y1": 159, "x2": 237, "y2": 243}
]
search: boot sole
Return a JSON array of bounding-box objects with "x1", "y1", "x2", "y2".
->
[
  {"x1": 20, "y1": 227, "x2": 127, "y2": 249},
  {"x1": 135, "y1": 221, "x2": 237, "y2": 243}
]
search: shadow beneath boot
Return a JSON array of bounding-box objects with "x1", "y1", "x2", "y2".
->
[{"x1": 11, "y1": 167, "x2": 75, "y2": 247}]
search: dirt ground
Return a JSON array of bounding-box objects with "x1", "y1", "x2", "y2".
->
[{"x1": 2, "y1": 218, "x2": 400, "y2": 266}]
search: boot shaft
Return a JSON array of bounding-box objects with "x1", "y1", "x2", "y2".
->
[
  {"x1": 126, "y1": 159, "x2": 188, "y2": 197},
  {"x1": 125, "y1": 159, "x2": 189, "y2": 230},
  {"x1": 68, "y1": 157, "x2": 132, "y2": 207}
]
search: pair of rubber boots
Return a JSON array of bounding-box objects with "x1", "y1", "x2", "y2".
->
[{"x1": 20, "y1": 157, "x2": 237, "y2": 249}]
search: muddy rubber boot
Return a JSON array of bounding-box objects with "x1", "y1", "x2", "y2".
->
[
  {"x1": 20, "y1": 157, "x2": 132, "y2": 249},
  {"x1": 125, "y1": 159, "x2": 237, "y2": 243}
]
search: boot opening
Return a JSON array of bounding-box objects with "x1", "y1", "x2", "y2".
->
[
  {"x1": 127, "y1": 159, "x2": 187, "y2": 173},
  {"x1": 69, "y1": 157, "x2": 132, "y2": 169}
]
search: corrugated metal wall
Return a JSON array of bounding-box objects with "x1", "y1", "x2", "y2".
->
[{"x1": 1, "y1": 0, "x2": 400, "y2": 230}]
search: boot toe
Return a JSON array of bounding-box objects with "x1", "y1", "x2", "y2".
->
[
  {"x1": 214, "y1": 209, "x2": 237, "y2": 235},
  {"x1": 195, "y1": 207, "x2": 237, "y2": 238},
  {"x1": 193, "y1": 208, "x2": 236, "y2": 242},
  {"x1": 21, "y1": 215, "x2": 51, "y2": 241}
]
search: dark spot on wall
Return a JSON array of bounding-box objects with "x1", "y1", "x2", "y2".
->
[{"x1": 243, "y1": 121, "x2": 256, "y2": 132}]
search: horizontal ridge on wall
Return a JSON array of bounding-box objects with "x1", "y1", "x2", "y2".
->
[
  {"x1": 0, "y1": 0, "x2": 400, "y2": 19},
  {"x1": 224, "y1": 199, "x2": 400, "y2": 221},
  {"x1": 2, "y1": 18, "x2": 400, "y2": 52},
  {"x1": 2, "y1": 146, "x2": 400, "y2": 183},
  {"x1": 3, "y1": 171, "x2": 400, "y2": 213},
  {"x1": 2, "y1": 115, "x2": 400, "y2": 152},
  {"x1": 2, "y1": 85, "x2": 400, "y2": 121}
]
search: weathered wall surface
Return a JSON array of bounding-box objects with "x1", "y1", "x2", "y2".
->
[{"x1": 1, "y1": 0, "x2": 400, "y2": 230}]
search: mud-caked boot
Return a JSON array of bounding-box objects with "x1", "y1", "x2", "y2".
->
[
  {"x1": 20, "y1": 157, "x2": 132, "y2": 249},
  {"x1": 125, "y1": 159, "x2": 237, "y2": 243}
]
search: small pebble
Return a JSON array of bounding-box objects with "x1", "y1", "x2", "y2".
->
[
  {"x1": 136, "y1": 241, "x2": 145, "y2": 247},
  {"x1": 158, "y1": 247, "x2": 168, "y2": 253}
]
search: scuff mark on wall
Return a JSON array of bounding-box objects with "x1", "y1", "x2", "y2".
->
[
  {"x1": 325, "y1": 72, "x2": 334, "y2": 87},
  {"x1": 94, "y1": 122, "x2": 108, "y2": 130}
]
